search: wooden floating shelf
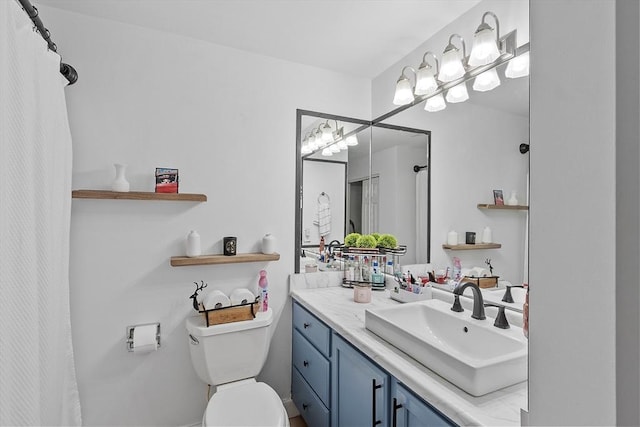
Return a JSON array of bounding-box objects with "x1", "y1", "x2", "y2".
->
[
  {"x1": 171, "y1": 252, "x2": 280, "y2": 267},
  {"x1": 477, "y1": 204, "x2": 528, "y2": 211},
  {"x1": 72, "y1": 189, "x2": 207, "y2": 202},
  {"x1": 442, "y1": 243, "x2": 502, "y2": 250}
]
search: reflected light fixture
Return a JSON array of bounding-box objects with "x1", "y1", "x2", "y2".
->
[
  {"x1": 301, "y1": 144, "x2": 312, "y2": 155},
  {"x1": 307, "y1": 132, "x2": 317, "y2": 150},
  {"x1": 320, "y1": 121, "x2": 334, "y2": 144},
  {"x1": 468, "y1": 11, "x2": 500, "y2": 66},
  {"x1": 473, "y1": 68, "x2": 501, "y2": 92},
  {"x1": 505, "y1": 51, "x2": 529, "y2": 78},
  {"x1": 438, "y1": 34, "x2": 466, "y2": 82},
  {"x1": 346, "y1": 134, "x2": 358, "y2": 146},
  {"x1": 330, "y1": 142, "x2": 341, "y2": 154},
  {"x1": 392, "y1": 66, "x2": 416, "y2": 105},
  {"x1": 446, "y1": 82, "x2": 469, "y2": 103},
  {"x1": 337, "y1": 139, "x2": 348, "y2": 150},
  {"x1": 414, "y1": 51, "x2": 439, "y2": 96},
  {"x1": 321, "y1": 147, "x2": 333, "y2": 156},
  {"x1": 424, "y1": 93, "x2": 446, "y2": 112}
]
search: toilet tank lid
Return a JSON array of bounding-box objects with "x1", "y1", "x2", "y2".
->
[{"x1": 186, "y1": 307, "x2": 273, "y2": 337}]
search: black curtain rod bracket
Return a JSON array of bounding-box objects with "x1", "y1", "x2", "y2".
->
[{"x1": 17, "y1": 0, "x2": 78, "y2": 85}]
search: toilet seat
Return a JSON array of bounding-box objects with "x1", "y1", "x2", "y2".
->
[{"x1": 204, "y1": 381, "x2": 289, "y2": 427}]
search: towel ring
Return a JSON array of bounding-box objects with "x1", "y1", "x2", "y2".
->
[{"x1": 318, "y1": 192, "x2": 331, "y2": 204}]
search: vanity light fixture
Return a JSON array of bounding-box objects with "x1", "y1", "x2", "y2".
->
[
  {"x1": 468, "y1": 12, "x2": 501, "y2": 67},
  {"x1": 445, "y1": 82, "x2": 469, "y2": 103},
  {"x1": 424, "y1": 93, "x2": 446, "y2": 112},
  {"x1": 505, "y1": 51, "x2": 529, "y2": 78},
  {"x1": 473, "y1": 67, "x2": 501, "y2": 92},
  {"x1": 392, "y1": 66, "x2": 416, "y2": 105},
  {"x1": 438, "y1": 34, "x2": 466, "y2": 83},
  {"x1": 414, "y1": 52, "x2": 439, "y2": 96},
  {"x1": 337, "y1": 139, "x2": 348, "y2": 150}
]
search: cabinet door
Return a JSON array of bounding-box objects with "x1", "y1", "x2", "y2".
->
[
  {"x1": 391, "y1": 381, "x2": 456, "y2": 427},
  {"x1": 332, "y1": 333, "x2": 389, "y2": 427}
]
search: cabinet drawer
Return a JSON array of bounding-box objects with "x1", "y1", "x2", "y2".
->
[
  {"x1": 293, "y1": 302, "x2": 331, "y2": 357},
  {"x1": 293, "y1": 329, "x2": 331, "y2": 407},
  {"x1": 292, "y1": 366, "x2": 330, "y2": 427}
]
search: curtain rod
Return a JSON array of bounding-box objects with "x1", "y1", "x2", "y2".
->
[{"x1": 17, "y1": 0, "x2": 78, "y2": 85}]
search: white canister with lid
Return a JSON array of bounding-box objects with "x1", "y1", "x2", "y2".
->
[
  {"x1": 447, "y1": 230, "x2": 458, "y2": 246},
  {"x1": 262, "y1": 233, "x2": 276, "y2": 254},
  {"x1": 186, "y1": 230, "x2": 201, "y2": 257},
  {"x1": 481, "y1": 226, "x2": 493, "y2": 243}
]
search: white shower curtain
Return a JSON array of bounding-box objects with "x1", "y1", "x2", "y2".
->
[
  {"x1": 415, "y1": 169, "x2": 429, "y2": 263},
  {"x1": 0, "y1": 1, "x2": 81, "y2": 425}
]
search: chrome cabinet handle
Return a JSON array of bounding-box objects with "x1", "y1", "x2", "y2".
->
[
  {"x1": 372, "y1": 379, "x2": 383, "y2": 426},
  {"x1": 392, "y1": 397, "x2": 404, "y2": 427}
]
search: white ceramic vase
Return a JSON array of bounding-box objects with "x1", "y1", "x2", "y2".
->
[
  {"x1": 186, "y1": 230, "x2": 201, "y2": 257},
  {"x1": 262, "y1": 233, "x2": 276, "y2": 254},
  {"x1": 111, "y1": 163, "x2": 130, "y2": 192},
  {"x1": 507, "y1": 190, "x2": 518, "y2": 206}
]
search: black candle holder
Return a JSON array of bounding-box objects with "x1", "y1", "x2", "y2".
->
[{"x1": 223, "y1": 236, "x2": 237, "y2": 256}]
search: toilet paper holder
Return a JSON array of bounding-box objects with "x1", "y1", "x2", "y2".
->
[{"x1": 126, "y1": 322, "x2": 161, "y2": 352}]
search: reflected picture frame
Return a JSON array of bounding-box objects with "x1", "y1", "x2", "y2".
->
[{"x1": 493, "y1": 190, "x2": 504, "y2": 205}]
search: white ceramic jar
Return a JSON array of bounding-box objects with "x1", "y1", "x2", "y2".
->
[
  {"x1": 262, "y1": 233, "x2": 276, "y2": 254},
  {"x1": 186, "y1": 230, "x2": 201, "y2": 257}
]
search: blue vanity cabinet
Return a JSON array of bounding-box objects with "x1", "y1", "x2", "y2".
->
[
  {"x1": 332, "y1": 333, "x2": 389, "y2": 427},
  {"x1": 391, "y1": 381, "x2": 456, "y2": 427},
  {"x1": 292, "y1": 302, "x2": 331, "y2": 427}
]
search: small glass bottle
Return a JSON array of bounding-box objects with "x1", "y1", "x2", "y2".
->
[{"x1": 258, "y1": 270, "x2": 269, "y2": 312}]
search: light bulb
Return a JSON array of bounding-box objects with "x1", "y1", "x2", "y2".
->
[
  {"x1": 445, "y1": 83, "x2": 469, "y2": 103},
  {"x1": 505, "y1": 52, "x2": 530, "y2": 78},
  {"x1": 346, "y1": 135, "x2": 358, "y2": 146},
  {"x1": 424, "y1": 93, "x2": 446, "y2": 112},
  {"x1": 473, "y1": 68, "x2": 501, "y2": 92},
  {"x1": 393, "y1": 77, "x2": 414, "y2": 105},
  {"x1": 415, "y1": 66, "x2": 438, "y2": 96},
  {"x1": 438, "y1": 47, "x2": 465, "y2": 82},
  {"x1": 321, "y1": 123, "x2": 333, "y2": 143},
  {"x1": 469, "y1": 26, "x2": 500, "y2": 66}
]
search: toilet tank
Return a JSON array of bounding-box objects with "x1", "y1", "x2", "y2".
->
[{"x1": 185, "y1": 308, "x2": 273, "y2": 386}]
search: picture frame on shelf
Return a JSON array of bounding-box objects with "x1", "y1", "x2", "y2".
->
[
  {"x1": 493, "y1": 189, "x2": 504, "y2": 205},
  {"x1": 155, "y1": 168, "x2": 179, "y2": 193}
]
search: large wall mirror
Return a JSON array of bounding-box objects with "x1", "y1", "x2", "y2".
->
[{"x1": 295, "y1": 0, "x2": 529, "y2": 285}]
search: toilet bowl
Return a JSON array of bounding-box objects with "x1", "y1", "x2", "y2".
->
[
  {"x1": 186, "y1": 308, "x2": 289, "y2": 427},
  {"x1": 203, "y1": 379, "x2": 289, "y2": 427}
]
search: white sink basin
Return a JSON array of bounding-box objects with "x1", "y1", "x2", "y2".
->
[{"x1": 365, "y1": 299, "x2": 527, "y2": 396}]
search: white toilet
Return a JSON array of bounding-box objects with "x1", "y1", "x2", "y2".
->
[{"x1": 186, "y1": 308, "x2": 290, "y2": 427}]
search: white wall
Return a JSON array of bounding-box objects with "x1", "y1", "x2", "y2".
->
[
  {"x1": 529, "y1": 1, "x2": 617, "y2": 425},
  {"x1": 41, "y1": 6, "x2": 370, "y2": 426}
]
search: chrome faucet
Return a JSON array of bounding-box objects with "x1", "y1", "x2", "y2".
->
[{"x1": 451, "y1": 281, "x2": 486, "y2": 320}]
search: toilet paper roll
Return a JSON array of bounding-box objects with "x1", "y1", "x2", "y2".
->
[
  {"x1": 133, "y1": 324, "x2": 158, "y2": 354},
  {"x1": 472, "y1": 267, "x2": 491, "y2": 277},
  {"x1": 203, "y1": 290, "x2": 231, "y2": 310},
  {"x1": 230, "y1": 288, "x2": 255, "y2": 306}
]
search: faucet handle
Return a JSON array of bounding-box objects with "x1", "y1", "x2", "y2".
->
[
  {"x1": 450, "y1": 294, "x2": 464, "y2": 313},
  {"x1": 484, "y1": 303, "x2": 510, "y2": 329},
  {"x1": 502, "y1": 284, "x2": 525, "y2": 303}
]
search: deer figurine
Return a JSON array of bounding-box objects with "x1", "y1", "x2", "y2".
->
[{"x1": 189, "y1": 280, "x2": 208, "y2": 311}]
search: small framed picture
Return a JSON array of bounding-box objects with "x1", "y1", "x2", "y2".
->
[
  {"x1": 493, "y1": 189, "x2": 504, "y2": 205},
  {"x1": 155, "y1": 168, "x2": 179, "y2": 193}
]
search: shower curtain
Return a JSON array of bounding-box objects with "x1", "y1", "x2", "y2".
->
[
  {"x1": 0, "y1": 1, "x2": 81, "y2": 425},
  {"x1": 415, "y1": 169, "x2": 429, "y2": 263}
]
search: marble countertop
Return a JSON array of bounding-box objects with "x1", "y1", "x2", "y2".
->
[{"x1": 290, "y1": 272, "x2": 527, "y2": 426}]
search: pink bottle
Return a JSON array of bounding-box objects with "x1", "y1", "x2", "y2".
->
[{"x1": 258, "y1": 270, "x2": 269, "y2": 312}]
